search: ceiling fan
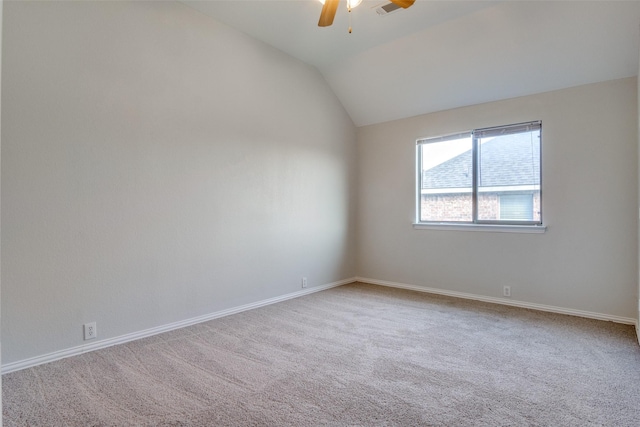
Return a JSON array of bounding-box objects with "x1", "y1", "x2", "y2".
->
[{"x1": 318, "y1": 0, "x2": 416, "y2": 27}]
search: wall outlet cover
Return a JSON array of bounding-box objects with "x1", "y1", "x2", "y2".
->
[{"x1": 84, "y1": 322, "x2": 97, "y2": 340}]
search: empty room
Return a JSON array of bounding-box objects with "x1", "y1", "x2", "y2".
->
[{"x1": 1, "y1": 0, "x2": 640, "y2": 425}]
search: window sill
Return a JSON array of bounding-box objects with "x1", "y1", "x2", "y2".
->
[{"x1": 413, "y1": 223, "x2": 547, "y2": 234}]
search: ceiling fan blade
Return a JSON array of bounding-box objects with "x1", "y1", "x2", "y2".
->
[
  {"x1": 318, "y1": 0, "x2": 340, "y2": 27},
  {"x1": 389, "y1": 0, "x2": 415, "y2": 8}
]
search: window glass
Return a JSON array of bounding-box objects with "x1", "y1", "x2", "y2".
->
[
  {"x1": 499, "y1": 194, "x2": 534, "y2": 221},
  {"x1": 417, "y1": 121, "x2": 541, "y2": 226},
  {"x1": 420, "y1": 135, "x2": 472, "y2": 222},
  {"x1": 477, "y1": 129, "x2": 541, "y2": 222}
]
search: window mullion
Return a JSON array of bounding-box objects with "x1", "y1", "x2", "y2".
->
[
  {"x1": 416, "y1": 145, "x2": 423, "y2": 222},
  {"x1": 471, "y1": 133, "x2": 479, "y2": 223}
]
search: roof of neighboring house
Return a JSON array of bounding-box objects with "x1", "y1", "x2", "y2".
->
[{"x1": 422, "y1": 133, "x2": 541, "y2": 189}]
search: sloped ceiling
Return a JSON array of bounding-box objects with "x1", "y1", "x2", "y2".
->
[{"x1": 183, "y1": 1, "x2": 640, "y2": 127}]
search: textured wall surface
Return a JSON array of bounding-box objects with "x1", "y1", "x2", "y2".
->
[
  {"x1": 1, "y1": 1, "x2": 357, "y2": 364},
  {"x1": 357, "y1": 78, "x2": 638, "y2": 319}
]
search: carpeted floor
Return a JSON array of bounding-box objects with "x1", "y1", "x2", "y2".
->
[{"x1": 3, "y1": 282, "x2": 640, "y2": 426}]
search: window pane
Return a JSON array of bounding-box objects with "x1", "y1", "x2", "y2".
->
[
  {"x1": 419, "y1": 136, "x2": 473, "y2": 222},
  {"x1": 500, "y1": 194, "x2": 533, "y2": 220},
  {"x1": 477, "y1": 129, "x2": 541, "y2": 222}
]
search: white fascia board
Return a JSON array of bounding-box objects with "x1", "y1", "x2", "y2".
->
[{"x1": 421, "y1": 185, "x2": 539, "y2": 195}]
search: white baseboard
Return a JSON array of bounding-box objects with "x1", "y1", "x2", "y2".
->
[
  {"x1": 1, "y1": 277, "x2": 356, "y2": 375},
  {"x1": 356, "y1": 277, "x2": 638, "y2": 326}
]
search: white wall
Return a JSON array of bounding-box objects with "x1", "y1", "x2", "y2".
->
[
  {"x1": 1, "y1": 1, "x2": 357, "y2": 365},
  {"x1": 357, "y1": 78, "x2": 638, "y2": 319}
]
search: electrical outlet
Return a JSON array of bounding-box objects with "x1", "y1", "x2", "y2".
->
[
  {"x1": 503, "y1": 286, "x2": 511, "y2": 297},
  {"x1": 302, "y1": 277, "x2": 308, "y2": 288},
  {"x1": 84, "y1": 322, "x2": 97, "y2": 340}
]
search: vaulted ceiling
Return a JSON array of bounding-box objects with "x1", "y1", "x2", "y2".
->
[{"x1": 183, "y1": 1, "x2": 640, "y2": 127}]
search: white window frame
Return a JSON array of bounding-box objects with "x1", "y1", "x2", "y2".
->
[{"x1": 414, "y1": 121, "x2": 545, "y2": 233}]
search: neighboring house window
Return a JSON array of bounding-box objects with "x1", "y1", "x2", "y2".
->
[
  {"x1": 499, "y1": 194, "x2": 534, "y2": 221},
  {"x1": 417, "y1": 121, "x2": 541, "y2": 225}
]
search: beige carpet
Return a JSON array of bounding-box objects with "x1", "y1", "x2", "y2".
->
[{"x1": 3, "y1": 282, "x2": 640, "y2": 426}]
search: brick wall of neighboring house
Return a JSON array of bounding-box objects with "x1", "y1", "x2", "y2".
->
[
  {"x1": 421, "y1": 192, "x2": 541, "y2": 222},
  {"x1": 421, "y1": 193, "x2": 472, "y2": 222},
  {"x1": 533, "y1": 193, "x2": 541, "y2": 221}
]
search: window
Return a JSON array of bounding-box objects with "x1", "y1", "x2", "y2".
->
[
  {"x1": 499, "y1": 194, "x2": 534, "y2": 221},
  {"x1": 417, "y1": 121, "x2": 541, "y2": 226}
]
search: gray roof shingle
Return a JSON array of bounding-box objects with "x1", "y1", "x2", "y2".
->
[{"x1": 422, "y1": 133, "x2": 540, "y2": 189}]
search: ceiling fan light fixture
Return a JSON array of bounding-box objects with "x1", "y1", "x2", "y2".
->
[{"x1": 318, "y1": 0, "x2": 363, "y2": 9}]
